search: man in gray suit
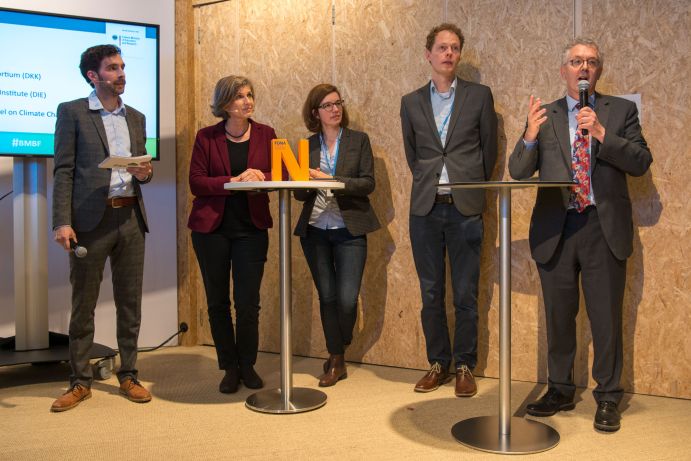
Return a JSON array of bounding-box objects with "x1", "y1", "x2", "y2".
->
[
  {"x1": 400, "y1": 24, "x2": 497, "y2": 396},
  {"x1": 509, "y1": 38, "x2": 652, "y2": 432},
  {"x1": 50, "y1": 45, "x2": 153, "y2": 412}
]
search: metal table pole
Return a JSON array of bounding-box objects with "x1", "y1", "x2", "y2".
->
[
  {"x1": 451, "y1": 186, "x2": 560, "y2": 454},
  {"x1": 245, "y1": 189, "x2": 327, "y2": 414}
]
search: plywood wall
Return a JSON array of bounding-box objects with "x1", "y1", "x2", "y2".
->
[{"x1": 175, "y1": 0, "x2": 691, "y2": 399}]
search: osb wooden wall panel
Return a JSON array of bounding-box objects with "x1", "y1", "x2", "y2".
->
[
  {"x1": 311, "y1": 1, "x2": 445, "y2": 369},
  {"x1": 578, "y1": 0, "x2": 690, "y2": 398},
  {"x1": 176, "y1": 0, "x2": 199, "y2": 346},
  {"x1": 176, "y1": 0, "x2": 691, "y2": 398},
  {"x1": 446, "y1": 0, "x2": 573, "y2": 384},
  {"x1": 238, "y1": 0, "x2": 333, "y2": 354}
]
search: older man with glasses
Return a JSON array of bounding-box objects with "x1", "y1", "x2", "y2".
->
[{"x1": 509, "y1": 38, "x2": 652, "y2": 432}]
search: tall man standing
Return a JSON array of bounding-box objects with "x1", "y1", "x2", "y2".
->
[
  {"x1": 509, "y1": 38, "x2": 652, "y2": 432},
  {"x1": 51, "y1": 45, "x2": 154, "y2": 411},
  {"x1": 400, "y1": 24, "x2": 497, "y2": 396}
]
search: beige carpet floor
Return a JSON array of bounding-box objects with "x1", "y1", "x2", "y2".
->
[{"x1": 1, "y1": 346, "x2": 689, "y2": 460}]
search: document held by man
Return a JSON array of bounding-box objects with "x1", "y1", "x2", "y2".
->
[{"x1": 98, "y1": 155, "x2": 152, "y2": 169}]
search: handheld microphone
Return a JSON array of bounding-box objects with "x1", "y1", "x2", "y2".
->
[
  {"x1": 578, "y1": 80, "x2": 590, "y2": 135},
  {"x1": 70, "y1": 240, "x2": 88, "y2": 258}
]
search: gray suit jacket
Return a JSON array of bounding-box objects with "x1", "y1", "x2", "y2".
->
[
  {"x1": 293, "y1": 128, "x2": 380, "y2": 237},
  {"x1": 52, "y1": 97, "x2": 150, "y2": 233},
  {"x1": 400, "y1": 79, "x2": 498, "y2": 216},
  {"x1": 508, "y1": 94, "x2": 652, "y2": 263}
]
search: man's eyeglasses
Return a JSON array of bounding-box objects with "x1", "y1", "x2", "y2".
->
[
  {"x1": 317, "y1": 100, "x2": 345, "y2": 111},
  {"x1": 568, "y1": 58, "x2": 600, "y2": 69}
]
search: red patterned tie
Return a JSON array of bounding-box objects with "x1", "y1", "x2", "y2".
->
[{"x1": 569, "y1": 105, "x2": 592, "y2": 212}]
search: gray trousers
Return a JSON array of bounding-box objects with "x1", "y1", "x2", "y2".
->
[{"x1": 68, "y1": 205, "x2": 145, "y2": 387}]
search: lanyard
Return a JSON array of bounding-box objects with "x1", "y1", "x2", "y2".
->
[
  {"x1": 438, "y1": 107, "x2": 452, "y2": 141},
  {"x1": 319, "y1": 128, "x2": 343, "y2": 175}
]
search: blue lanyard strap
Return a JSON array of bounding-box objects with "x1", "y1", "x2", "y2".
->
[
  {"x1": 438, "y1": 107, "x2": 452, "y2": 140},
  {"x1": 319, "y1": 127, "x2": 343, "y2": 176}
]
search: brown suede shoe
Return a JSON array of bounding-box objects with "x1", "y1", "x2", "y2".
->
[
  {"x1": 319, "y1": 354, "x2": 347, "y2": 387},
  {"x1": 455, "y1": 364, "x2": 477, "y2": 397},
  {"x1": 51, "y1": 383, "x2": 91, "y2": 412},
  {"x1": 414, "y1": 363, "x2": 450, "y2": 392},
  {"x1": 119, "y1": 378, "x2": 152, "y2": 403}
]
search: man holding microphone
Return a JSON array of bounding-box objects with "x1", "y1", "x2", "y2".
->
[
  {"x1": 51, "y1": 44, "x2": 153, "y2": 412},
  {"x1": 509, "y1": 38, "x2": 652, "y2": 432}
]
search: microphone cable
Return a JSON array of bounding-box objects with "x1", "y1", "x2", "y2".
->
[
  {"x1": 93, "y1": 323, "x2": 189, "y2": 379},
  {"x1": 138, "y1": 322, "x2": 189, "y2": 353}
]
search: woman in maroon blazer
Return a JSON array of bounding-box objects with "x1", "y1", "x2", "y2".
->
[{"x1": 188, "y1": 75, "x2": 276, "y2": 394}]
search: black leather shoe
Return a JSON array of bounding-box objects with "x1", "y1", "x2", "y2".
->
[
  {"x1": 526, "y1": 388, "x2": 575, "y2": 416},
  {"x1": 219, "y1": 369, "x2": 239, "y2": 394},
  {"x1": 239, "y1": 365, "x2": 264, "y2": 389},
  {"x1": 594, "y1": 401, "x2": 621, "y2": 432}
]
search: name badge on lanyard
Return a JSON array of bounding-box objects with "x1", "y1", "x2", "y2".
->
[{"x1": 319, "y1": 128, "x2": 342, "y2": 197}]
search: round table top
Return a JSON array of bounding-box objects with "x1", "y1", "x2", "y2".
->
[
  {"x1": 440, "y1": 180, "x2": 575, "y2": 189},
  {"x1": 224, "y1": 180, "x2": 345, "y2": 191}
]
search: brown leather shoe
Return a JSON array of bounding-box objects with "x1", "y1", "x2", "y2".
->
[
  {"x1": 414, "y1": 363, "x2": 450, "y2": 392},
  {"x1": 51, "y1": 383, "x2": 91, "y2": 412},
  {"x1": 119, "y1": 378, "x2": 152, "y2": 403},
  {"x1": 319, "y1": 354, "x2": 347, "y2": 387},
  {"x1": 455, "y1": 364, "x2": 477, "y2": 397}
]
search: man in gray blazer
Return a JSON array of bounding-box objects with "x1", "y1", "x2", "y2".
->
[
  {"x1": 400, "y1": 24, "x2": 497, "y2": 396},
  {"x1": 509, "y1": 38, "x2": 652, "y2": 432},
  {"x1": 50, "y1": 45, "x2": 153, "y2": 412}
]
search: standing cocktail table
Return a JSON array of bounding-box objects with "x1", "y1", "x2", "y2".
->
[
  {"x1": 443, "y1": 180, "x2": 572, "y2": 454},
  {"x1": 224, "y1": 180, "x2": 344, "y2": 414}
]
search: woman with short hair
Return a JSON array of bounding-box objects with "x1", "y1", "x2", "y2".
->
[{"x1": 188, "y1": 75, "x2": 276, "y2": 393}]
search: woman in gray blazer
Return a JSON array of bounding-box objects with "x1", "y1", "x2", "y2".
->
[{"x1": 294, "y1": 84, "x2": 380, "y2": 387}]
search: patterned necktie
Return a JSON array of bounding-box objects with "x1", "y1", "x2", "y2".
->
[{"x1": 569, "y1": 104, "x2": 593, "y2": 212}]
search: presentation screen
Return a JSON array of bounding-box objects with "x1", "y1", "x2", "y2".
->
[{"x1": 0, "y1": 8, "x2": 159, "y2": 158}]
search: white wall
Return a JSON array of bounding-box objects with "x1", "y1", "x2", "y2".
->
[{"x1": 0, "y1": 0, "x2": 177, "y2": 348}]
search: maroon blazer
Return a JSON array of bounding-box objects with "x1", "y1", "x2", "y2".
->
[{"x1": 188, "y1": 119, "x2": 277, "y2": 233}]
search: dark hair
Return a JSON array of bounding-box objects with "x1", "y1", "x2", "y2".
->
[
  {"x1": 302, "y1": 83, "x2": 349, "y2": 133},
  {"x1": 210, "y1": 75, "x2": 254, "y2": 119},
  {"x1": 79, "y1": 45, "x2": 122, "y2": 88},
  {"x1": 425, "y1": 23, "x2": 465, "y2": 51}
]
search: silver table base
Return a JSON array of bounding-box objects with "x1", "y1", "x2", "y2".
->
[
  {"x1": 452, "y1": 416, "x2": 559, "y2": 454},
  {"x1": 225, "y1": 186, "x2": 342, "y2": 415},
  {"x1": 245, "y1": 387, "x2": 327, "y2": 414},
  {"x1": 442, "y1": 182, "x2": 572, "y2": 453}
]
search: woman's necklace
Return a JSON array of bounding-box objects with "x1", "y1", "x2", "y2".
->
[{"x1": 225, "y1": 122, "x2": 250, "y2": 139}]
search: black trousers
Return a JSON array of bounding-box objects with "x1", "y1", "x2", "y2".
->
[
  {"x1": 192, "y1": 230, "x2": 268, "y2": 370},
  {"x1": 409, "y1": 204, "x2": 482, "y2": 370},
  {"x1": 537, "y1": 207, "x2": 626, "y2": 403}
]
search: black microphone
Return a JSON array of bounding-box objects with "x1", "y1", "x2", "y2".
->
[
  {"x1": 70, "y1": 240, "x2": 88, "y2": 258},
  {"x1": 578, "y1": 80, "x2": 590, "y2": 135}
]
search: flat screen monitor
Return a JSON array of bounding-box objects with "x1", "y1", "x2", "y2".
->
[{"x1": 0, "y1": 8, "x2": 159, "y2": 158}]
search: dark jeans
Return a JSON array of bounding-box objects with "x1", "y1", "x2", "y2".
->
[
  {"x1": 537, "y1": 207, "x2": 626, "y2": 403},
  {"x1": 410, "y1": 203, "x2": 482, "y2": 370},
  {"x1": 300, "y1": 226, "x2": 367, "y2": 355},
  {"x1": 192, "y1": 230, "x2": 268, "y2": 370},
  {"x1": 69, "y1": 206, "x2": 145, "y2": 387}
]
